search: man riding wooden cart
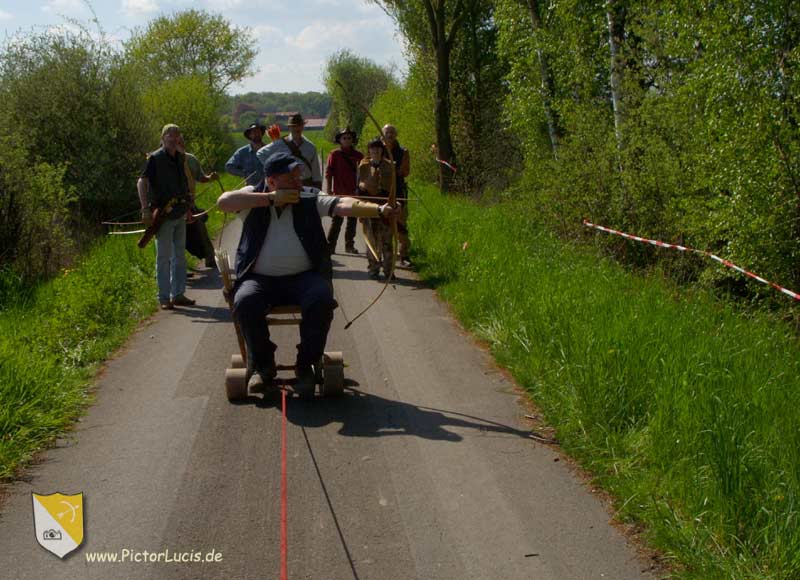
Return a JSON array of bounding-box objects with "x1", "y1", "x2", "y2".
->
[{"x1": 216, "y1": 153, "x2": 396, "y2": 402}]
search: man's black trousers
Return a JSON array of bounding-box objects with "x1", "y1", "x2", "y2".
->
[{"x1": 233, "y1": 270, "x2": 335, "y2": 372}]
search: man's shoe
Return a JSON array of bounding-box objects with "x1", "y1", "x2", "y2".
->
[
  {"x1": 248, "y1": 367, "x2": 278, "y2": 395},
  {"x1": 294, "y1": 365, "x2": 316, "y2": 398},
  {"x1": 368, "y1": 270, "x2": 381, "y2": 280},
  {"x1": 160, "y1": 301, "x2": 174, "y2": 310},
  {"x1": 345, "y1": 244, "x2": 359, "y2": 254},
  {"x1": 172, "y1": 294, "x2": 196, "y2": 306}
]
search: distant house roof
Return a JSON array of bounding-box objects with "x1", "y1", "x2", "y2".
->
[
  {"x1": 262, "y1": 112, "x2": 328, "y2": 129},
  {"x1": 304, "y1": 116, "x2": 328, "y2": 129}
]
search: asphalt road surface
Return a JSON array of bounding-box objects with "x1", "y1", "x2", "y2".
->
[{"x1": 0, "y1": 223, "x2": 657, "y2": 580}]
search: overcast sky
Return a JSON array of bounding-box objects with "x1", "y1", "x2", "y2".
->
[{"x1": 0, "y1": 0, "x2": 407, "y2": 93}]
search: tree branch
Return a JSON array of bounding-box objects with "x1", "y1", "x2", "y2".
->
[
  {"x1": 422, "y1": 0, "x2": 439, "y2": 45},
  {"x1": 445, "y1": 0, "x2": 469, "y2": 49}
]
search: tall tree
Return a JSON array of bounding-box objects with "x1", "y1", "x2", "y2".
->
[
  {"x1": 125, "y1": 9, "x2": 256, "y2": 94},
  {"x1": 525, "y1": 0, "x2": 560, "y2": 158},
  {"x1": 448, "y1": 0, "x2": 515, "y2": 194},
  {"x1": 322, "y1": 50, "x2": 394, "y2": 140},
  {"x1": 605, "y1": 0, "x2": 626, "y2": 151},
  {"x1": 373, "y1": 0, "x2": 475, "y2": 191}
]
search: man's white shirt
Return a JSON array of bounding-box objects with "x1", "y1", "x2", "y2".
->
[{"x1": 238, "y1": 187, "x2": 337, "y2": 276}]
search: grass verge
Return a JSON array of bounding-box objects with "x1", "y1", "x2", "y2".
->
[
  {"x1": 0, "y1": 174, "x2": 238, "y2": 480},
  {"x1": 408, "y1": 182, "x2": 800, "y2": 579}
]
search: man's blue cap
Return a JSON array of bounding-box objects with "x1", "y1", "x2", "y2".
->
[{"x1": 264, "y1": 153, "x2": 301, "y2": 178}]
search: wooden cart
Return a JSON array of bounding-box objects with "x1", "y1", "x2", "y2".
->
[{"x1": 217, "y1": 251, "x2": 345, "y2": 402}]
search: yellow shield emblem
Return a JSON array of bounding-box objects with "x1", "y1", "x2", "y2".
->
[{"x1": 32, "y1": 492, "x2": 85, "y2": 558}]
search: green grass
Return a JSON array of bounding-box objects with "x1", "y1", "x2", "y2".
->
[
  {"x1": 0, "y1": 174, "x2": 239, "y2": 480},
  {"x1": 408, "y1": 182, "x2": 800, "y2": 579}
]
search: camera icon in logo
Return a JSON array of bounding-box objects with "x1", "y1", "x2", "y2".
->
[{"x1": 42, "y1": 529, "x2": 62, "y2": 541}]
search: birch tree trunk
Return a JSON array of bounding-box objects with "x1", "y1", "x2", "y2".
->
[
  {"x1": 432, "y1": 1, "x2": 457, "y2": 192},
  {"x1": 606, "y1": 0, "x2": 624, "y2": 151},
  {"x1": 527, "y1": 0, "x2": 560, "y2": 159}
]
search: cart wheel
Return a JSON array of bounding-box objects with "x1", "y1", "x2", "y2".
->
[
  {"x1": 321, "y1": 351, "x2": 344, "y2": 397},
  {"x1": 225, "y1": 368, "x2": 248, "y2": 401},
  {"x1": 230, "y1": 354, "x2": 245, "y2": 368}
]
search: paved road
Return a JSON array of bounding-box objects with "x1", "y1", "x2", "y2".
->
[{"x1": 0, "y1": 225, "x2": 656, "y2": 579}]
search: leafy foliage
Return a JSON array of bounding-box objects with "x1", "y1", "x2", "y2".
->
[
  {"x1": 373, "y1": 0, "x2": 481, "y2": 190},
  {"x1": 0, "y1": 10, "x2": 256, "y2": 282},
  {"x1": 125, "y1": 9, "x2": 256, "y2": 93},
  {"x1": 140, "y1": 74, "x2": 230, "y2": 168},
  {"x1": 0, "y1": 129, "x2": 76, "y2": 280},
  {"x1": 322, "y1": 49, "x2": 395, "y2": 142},
  {"x1": 0, "y1": 26, "x2": 151, "y2": 221},
  {"x1": 494, "y1": 0, "x2": 800, "y2": 298},
  {"x1": 372, "y1": 63, "x2": 438, "y2": 183}
]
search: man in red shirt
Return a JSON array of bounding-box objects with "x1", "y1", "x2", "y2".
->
[{"x1": 325, "y1": 128, "x2": 364, "y2": 254}]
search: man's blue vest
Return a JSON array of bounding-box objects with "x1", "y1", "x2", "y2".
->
[{"x1": 234, "y1": 191, "x2": 333, "y2": 284}]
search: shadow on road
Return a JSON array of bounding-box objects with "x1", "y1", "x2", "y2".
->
[{"x1": 244, "y1": 383, "x2": 530, "y2": 443}]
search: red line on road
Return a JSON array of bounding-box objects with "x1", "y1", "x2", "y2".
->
[{"x1": 281, "y1": 389, "x2": 288, "y2": 580}]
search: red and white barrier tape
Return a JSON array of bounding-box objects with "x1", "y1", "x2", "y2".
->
[
  {"x1": 436, "y1": 158, "x2": 457, "y2": 174},
  {"x1": 583, "y1": 220, "x2": 800, "y2": 302}
]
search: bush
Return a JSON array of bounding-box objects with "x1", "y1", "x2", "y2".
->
[
  {"x1": 140, "y1": 74, "x2": 233, "y2": 167},
  {"x1": 0, "y1": 25, "x2": 151, "y2": 224},
  {"x1": 372, "y1": 64, "x2": 438, "y2": 184},
  {"x1": 0, "y1": 129, "x2": 76, "y2": 281}
]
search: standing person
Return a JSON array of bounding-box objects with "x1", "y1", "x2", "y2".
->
[
  {"x1": 357, "y1": 137, "x2": 395, "y2": 280},
  {"x1": 325, "y1": 128, "x2": 364, "y2": 254},
  {"x1": 256, "y1": 113, "x2": 322, "y2": 188},
  {"x1": 137, "y1": 124, "x2": 195, "y2": 310},
  {"x1": 177, "y1": 135, "x2": 219, "y2": 269},
  {"x1": 217, "y1": 153, "x2": 395, "y2": 396},
  {"x1": 226, "y1": 123, "x2": 266, "y2": 186},
  {"x1": 382, "y1": 124, "x2": 412, "y2": 264}
]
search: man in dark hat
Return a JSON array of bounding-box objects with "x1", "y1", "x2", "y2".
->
[
  {"x1": 325, "y1": 128, "x2": 364, "y2": 254},
  {"x1": 217, "y1": 153, "x2": 396, "y2": 398},
  {"x1": 226, "y1": 122, "x2": 266, "y2": 186},
  {"x1": 256, "y1": 113, "x2": 322, "y2": 189},
  {"x1": 358, "y1": 137, "x2": 395, "y2": 280}
]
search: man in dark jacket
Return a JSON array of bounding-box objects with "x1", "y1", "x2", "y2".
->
[
  {"x1": 137, "y1": 124, "x2": 195, "y2": 310},
  {"x1": 383, "y1": 124, "x2": 412, "y2": 264},
  {"x1": 218, "y1": 154, "x2": 395, "y2": 398}
]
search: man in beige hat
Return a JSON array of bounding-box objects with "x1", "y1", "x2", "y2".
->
[{"x1": 256, "y1": 113, "x2": 322, "y2": 189}]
